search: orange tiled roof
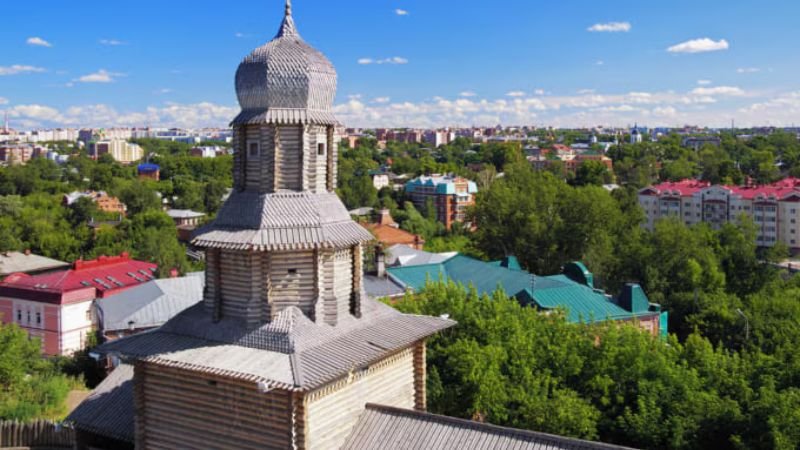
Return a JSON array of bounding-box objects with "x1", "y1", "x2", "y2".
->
[{"x1": 363, "y1": 224, "x2": 422, "y2": 247}]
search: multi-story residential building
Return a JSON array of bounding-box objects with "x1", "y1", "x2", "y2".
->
[
  {"x1": 639, "y1": 178, "x2": 800, "y2": 250},
  {"x1": 88, "y1": 140, "x2": 144, "y2": 163},
  {"x1": 0, "y1": 253, "x2": 157, "y2": 355},
  {"x1": 405, "y1": 174, "x2": 478, "y2": 229},
  {"x1": 0, "y1": 144, "x2": 34, "y2": 165},
  {"x1": 529, "y1": 152, "x2": 613, "y2": 177}
]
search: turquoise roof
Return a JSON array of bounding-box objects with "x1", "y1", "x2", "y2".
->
[
  {"x1": 387, "y1": 254, "x2": 661, "y2": 326},
  {"x1": 489, "y1": 256, "x2": 523, "y2": 271},
  {"x1": 405, "y1": 176, "x2": 478, "y2": 195}
]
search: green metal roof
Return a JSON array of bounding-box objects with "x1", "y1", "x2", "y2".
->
[{"x1": 387, "y1": 254, "x2": 660, "y2": 325}]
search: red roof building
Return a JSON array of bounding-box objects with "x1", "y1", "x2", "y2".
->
[
  {"x1": 0, "y1": 253, "x2": 158, "y2": 355},
  {"x1": 639, "y1": 178, "x2": 800, "y2": 250}
]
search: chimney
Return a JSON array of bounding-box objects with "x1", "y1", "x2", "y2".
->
[
  {"x1": 375, "y1": 245, "x2": 386, "y2": 278},
  {"x1": 24, "y1": 249, "x2": 31, "y2": 256},
  {"x1": 378, "y1": 208, "x2": 395, "y2": 226}
]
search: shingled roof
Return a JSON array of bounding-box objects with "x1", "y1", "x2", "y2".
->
[
  {"x1": 192, "y1": 191, "x2": 374, "y2": 251},
  {"x1": 94, "y1": 298, "x2": 454, "y2": 391},
  {"x1": 341, "y1": 404, "x2": 638, "y2": 450},
  {"x1": 67, "y1": 364, "x2": 135, "y2": 443}
]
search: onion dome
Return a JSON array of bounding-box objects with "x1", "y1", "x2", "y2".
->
[{"x1": 233, "y1": 0, "x2": 338, "y2": 125}]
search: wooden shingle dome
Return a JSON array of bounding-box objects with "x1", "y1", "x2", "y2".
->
[{"x1": 233, "y1": 0, "x2": 338, "y2": 125}]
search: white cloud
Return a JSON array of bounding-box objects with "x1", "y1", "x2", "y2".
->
[
  {"x1": 534, "y1": 89, "x2": 546, "y2": 95},
  {"x1": 234, "y1": 32, "x2": 247, "y2": 38},
  {"x1": 697, "y1": 79, "x2": 712, "y2": 85},
  {"x1": 459, "y1": 91, "x2": 477, "y2": 97},
  {"x1": 0, "y1": 65, "x2": 46, "y2": 76},
  {"x1": 667, "y1": 38, "x2": 729, "y2": 54},
  {"x1": 395, "y1": 8, "x2": 409, "y2": 16},
  {"x1": 77, "y1": 69, "x2": 122, "y2": 83},
  {"x1": 577, "y1": 89, "x2": 596, "y2": 95},
  {"x1": 587, "y1": 22, "x2": 631, "y2": 33},
  {"x1": 0, "y1": 97, "x2": 8, "y2": 105},
  {"x1": 26, "y1": 37, "x2": 52, "y2": 47},
  {"x1": 99, "y1": 39, "x2": 126, "y2": 46},
  {"x1": 690, "y1": 86, "x2": 745, "y2": 96},
  {"x1": 506, "y1": 91, "x2": 526, "y2": 97},
  {"x1": 358, "y1": 57, "x2": 408, "y2": 65},
  {"x1": 372, "y1": 97, "x2": 391, "y2": 104},
  {"x1": 156, "y1": 88, "x2": 173, "y2": 94},
  {"x1": 737, "y1": 67, "x2": 761, "y2": 74},
  {"x1": 595, "y1": 60, "x2": 605, "y2": 66}
]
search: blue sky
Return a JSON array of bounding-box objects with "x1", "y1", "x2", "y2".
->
[{"x1": 2, "y1": 0, "x2": 800, "y2": 129}]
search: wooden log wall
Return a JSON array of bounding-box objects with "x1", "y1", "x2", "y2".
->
[
  {"x1": 413, "y1": 340, "x2": 427, "y2": 411},
  {"x1": 219, "y1": 251, "x2": 262, "y2": 326},
  {"x1": 303, "y1": 348, "x2": 416, "y2": 450},
  {"x1": 243, "y1": 125, "x2": 277, "y2": 193},
  {"x1": 135, "y1": 361, "x2": 293, "y2": 450},
  {"x1": 269, "y1": 251, "x2": 316, "y2": 319},
  {"x1": 302, "y1": 125, "x2": 327, "y2": 193},
  {"x1": 333, "y1": 248, "x2": 354, "y2": 323},
  {"x1": 327, "y1": 126, "x2": 337, "y2": 191},
  {"x1": 232, "y1": 125, "x2": 244, "y2": 191},
  {"x1": 0, "y1": 420, "x2": 74, "y2": 448},
  {"x1": 277, "y1": 126, "x2": 303, "y2": 191}
]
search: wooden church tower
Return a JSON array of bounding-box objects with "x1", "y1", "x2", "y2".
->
[{"x1": 69, "y1": 2, "x2": 453, "y2": 449}]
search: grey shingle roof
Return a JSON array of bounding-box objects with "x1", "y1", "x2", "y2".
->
[
  {"x1": 385, "y1": 244, "x2": 457, "y2": 267},
  {"x1": 233, "y1": 0, "x2": 337, "y2": 125},
  {"x1": 192, "y1": 191, "x2": 374, "y2": 250},
  {"x1": 342, "y1": 404, "x2": 639, "y2": 450},
  {"x1": 95, "y1": 298, "x2": 454, "y2": 391},
  {"x1": 67, "y1": 364, "x2": 135, "y2": 443},
  {"x1": 95, "y1": 275, "x2": 204, "y2": 332}
]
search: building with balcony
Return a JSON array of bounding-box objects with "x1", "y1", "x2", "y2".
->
[{"x1": 639, "y1": 178, "x2": 800, "y2": 250}]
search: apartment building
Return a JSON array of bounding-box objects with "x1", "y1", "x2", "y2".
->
[
  {"x1": 405, "y1": 174, "x2": 478, "y2": 229},
  {"x1": 88, "y1": 140, "x2": 144, "y2": 164},
  {"x1": 639, "y1": 178, "x2": 800, "y2": 250}
]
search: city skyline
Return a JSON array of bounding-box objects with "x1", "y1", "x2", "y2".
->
[{"x1": 2, "y1": 0, "x2": 800, "y2": 129}]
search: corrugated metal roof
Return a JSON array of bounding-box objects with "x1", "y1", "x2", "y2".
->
[
  {"x1": 341, "y1": 404, "x2": 638, "y2": 450},
  {"x1": 95, "y1": 275, "x2": 205, "y2": 332},
  {"x1": 363, "y1": 275, "x2": 406, "y2": 300},
  {"x1": 387, "y1": 255, "x2": 658, "y2": 324},
  {"x1": 67, "y1": 364, "x2": 135, "y2": 443}
]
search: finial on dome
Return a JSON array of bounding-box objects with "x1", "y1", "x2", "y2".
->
[{"x1": 277, "y1": 0, "x2": 298, "y2": 38}]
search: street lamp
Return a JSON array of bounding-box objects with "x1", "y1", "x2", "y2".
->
[{"x1": 736, "y1": 308, "x2": 749, "y2": 342}]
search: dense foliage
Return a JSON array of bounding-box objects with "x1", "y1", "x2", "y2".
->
[
  {"x1": 0, "y1": 322, "x2": 75, "y2": 421},
  {"x1": 0, "y1": 141, "x2": 231, "y2": 275},
  {"x1": 394, "y1": 279, "x2": 800, "y2": 450}
]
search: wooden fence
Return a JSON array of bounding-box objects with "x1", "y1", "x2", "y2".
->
[{"x1": 0, "y1": 420, "x2": 73, "y2": 448}]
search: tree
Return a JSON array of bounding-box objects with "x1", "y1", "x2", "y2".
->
[{"x1": 118, "y1": 182, "x2": 161, "y2": 216}]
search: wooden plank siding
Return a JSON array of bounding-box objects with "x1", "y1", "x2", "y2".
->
[
  {"x1": 333, "y1": 248, "x2": 353, "y2": 324},
  {"x1": 303, "y1": 348, "x2": 417, "y2": 450},
  {"x1": 136, "y1": 361, "x2": 294, "y2": 450}
]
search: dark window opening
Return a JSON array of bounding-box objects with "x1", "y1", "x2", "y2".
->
[
  {"x1": 208, "y1": 380, "x2": 218, "y2": 387},
  {"x1": 36, "y1": 312, "x2": 41, "y2": 325},
  {"x1": 288, "y1": 268, "x2": 298, "y2": 275},
  {"x1": 318, "y1": 143, "x2": 326, "y2": 156},
  {"x1": 248, "y1": 141, "x2": 260, "y2": 159}
]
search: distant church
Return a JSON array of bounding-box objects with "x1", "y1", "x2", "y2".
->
[{"x1": 69, "y1": 2, "x2": 634, "y2": 449}]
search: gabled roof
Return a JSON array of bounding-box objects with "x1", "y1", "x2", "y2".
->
[
  {"x1": 364, "y1": 224, "x2": 422, "y2": 247},
  {"x1": 94, "y1": 298, "x2": 454, "y2": 392},
  {"x1": 384, "y1": 244, "x2": 457, "y2": 267},
  {"x1": 95, "y1": 274, "x2": 204, "y2": 332},
  {"x1": 166, "y1": 209, "x2": 205, "y2": 219},
  {"x1": 341, "y1": 404, "x2": 637, "y2": 450}
]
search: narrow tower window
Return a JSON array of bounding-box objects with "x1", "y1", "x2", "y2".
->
[
  {"x1": 247, "y1": 140, "x2": 260, "y2": 160},
  {"x1": 317, "y1": 143, "x2": 326, "y2": 156}
]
